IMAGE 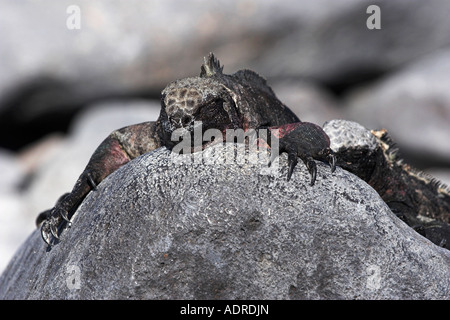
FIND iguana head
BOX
[158,53,241,149]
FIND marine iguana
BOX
[37,53,449,249]
[37,53,336,246]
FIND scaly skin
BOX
[37,53,336,246]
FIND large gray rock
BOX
[1,144,449,299]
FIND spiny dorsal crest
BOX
[200,53,223,77]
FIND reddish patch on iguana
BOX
[269,123,302,139]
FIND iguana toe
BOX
[40,221,52,246]
[328,152,336,173]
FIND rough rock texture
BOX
[1,144,449,299]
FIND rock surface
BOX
[1,144,449,299]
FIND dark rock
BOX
[1,144,449,299]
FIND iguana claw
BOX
[286,148,298,182]
[304,157,317,186]
[329,153,336,173]
[50,223,59,239]
[41,221,52,246]
[59,209,71,224]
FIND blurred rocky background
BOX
[1,0,449,273]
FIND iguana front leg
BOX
[37,121,162,246]
[267,122,336,185]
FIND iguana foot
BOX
[38,170,96,246]
[41,214,62,246]
[268,122,336,185]
[40,195,71,246]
